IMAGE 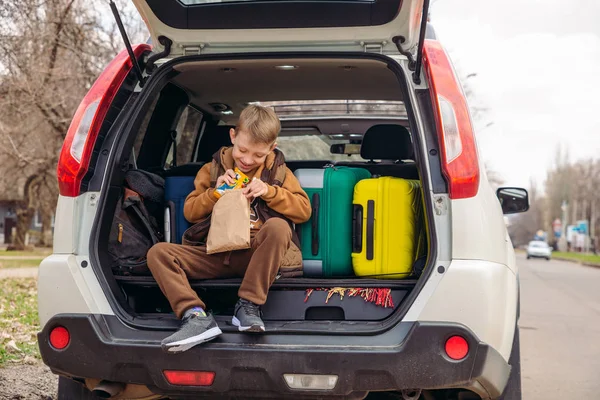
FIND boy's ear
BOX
[229,128,236,144]
[270,142,277,151]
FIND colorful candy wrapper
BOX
[214,167,250,199]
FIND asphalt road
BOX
[518,252,600,399]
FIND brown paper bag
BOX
[206,190,251,254]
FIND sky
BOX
[430,0,600,190]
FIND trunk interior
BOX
[94,54,433,331]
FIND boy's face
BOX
[229,128,276,173]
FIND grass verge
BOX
[0,278,40,366]
[0,259,43,269]
[552,252,600,265]
[0,249,52,258]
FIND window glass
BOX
[276,136,363,162]
[164,107,203,168]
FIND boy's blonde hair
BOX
[235,105,280,144]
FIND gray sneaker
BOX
[161,312,222,353]
[232,298,265,332]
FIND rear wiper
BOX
[109,0,145,87]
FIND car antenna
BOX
[109,0,145,87]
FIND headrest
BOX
[195,125,233,162]
[360,124,413,161]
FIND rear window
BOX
[180,0,376,3]
[261,100,409,161]
[529,242,547,248]
[179,0,377,6]
[277,136,363,162]
[257,100,408,119]
[147,0,401,30]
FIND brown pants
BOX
[146,218,292,319]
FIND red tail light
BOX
[49,326,70,350]
[163,370,215,386]
[445,335,469,360]
[423,39,480,199]
[57,44,151,197]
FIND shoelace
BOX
[241,300,261,318]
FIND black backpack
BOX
[108,170,165,276]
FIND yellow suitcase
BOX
[351,177,426,279]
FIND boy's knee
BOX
[146,242,172,267]
[262,218,292,240]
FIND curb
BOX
[553,257,600,269]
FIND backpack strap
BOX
[209,158,221,188]
[209,148,287,188]
[261,148,287,187]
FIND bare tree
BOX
[540,145,600,250]
[508,177,546,247]
[0,0,147,249]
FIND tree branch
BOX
[44,0,77,86]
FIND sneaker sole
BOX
[162,326,223,354]
[232,316,266,332]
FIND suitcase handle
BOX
[295,222,302,243]
[366,200,375,261]
[311,193,320,256]
[352,204,363,253]
[166,200,180,243]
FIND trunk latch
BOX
[361,41,386,54]
[182,44,205,56]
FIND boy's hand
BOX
[243,178,269,199]
[215,169,237,187]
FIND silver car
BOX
[527,241,552,260]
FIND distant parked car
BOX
[527,241,552,260]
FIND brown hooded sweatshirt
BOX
[183,147,311,268]
[184,147,311,225]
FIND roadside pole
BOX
[558,200,568,252]
[591,202,596,254]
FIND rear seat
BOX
[195,125,234,163]
[335,124,419,179]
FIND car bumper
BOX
[38,314,511,399]
[527,252,551,258]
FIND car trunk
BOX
[90,52,437,333]
[132,0,428,56]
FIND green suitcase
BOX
[294,166,371,277]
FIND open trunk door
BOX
[133,0,429,59]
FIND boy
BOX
[147,105,311,353]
